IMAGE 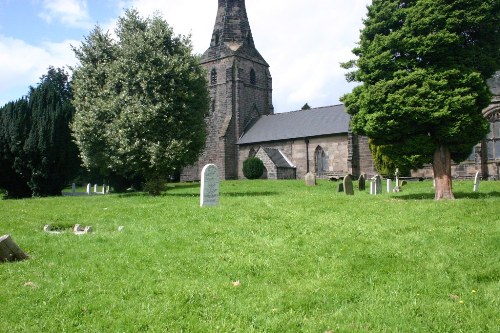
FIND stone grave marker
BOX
[94,184,98,193]
[343,175,354,195]
[71,183,76,195]
[200,164,220,207]
[473,171,480,192]
[387,179,392,193]
[358,175,366,191]
[305,172,316,186]
[337,183,344,192]
[102,184,107,194]
[376,175,382,194]
[86,183,91,195]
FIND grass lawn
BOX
[0,179,499,332]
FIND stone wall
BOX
[239,134,352,179]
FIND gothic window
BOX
[486,119,500,160]
[314,146,328,173]
[249,148,256,158]
[250,68,256,85]
[210,68,217,85]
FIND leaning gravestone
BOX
[200,164,220,207]
[358,175,366,191]
[473,171,480,192]
[337,183,344,192]
[305,172,316,186]
[343,175,354,195]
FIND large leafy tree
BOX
[71,10,210,192]
[341,0,500,199]
[0,67,79,198]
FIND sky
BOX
[0,0,371,113]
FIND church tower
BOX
[182,0,273,180]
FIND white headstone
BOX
[71,183,76,194]
[200,164,220,207]
[86,183,91,195]
[473,172,480,192]
[370,181,375,195]
[94,184,98,193]
[387,179,392,193]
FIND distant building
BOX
[182,0,499,181]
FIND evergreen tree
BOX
[0,67,79,198]
[341,0,500,199]
[71,10,210,193]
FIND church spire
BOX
[202,0,267,64]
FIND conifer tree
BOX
[342,0,500,199]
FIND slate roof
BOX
[238,105,350,145]
[263,148,295,168]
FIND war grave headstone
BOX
[305,172,316,186]
[200,164,220,207]
[358,174,366,191]
[473,171,480,192]
[343,175,354,195]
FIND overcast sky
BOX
[0,0,370,112]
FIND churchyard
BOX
[1,179,499,332]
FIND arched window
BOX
[315,146,328,173]
[210,68,217,85]
[250,69,256,85]
[249,147,256,158]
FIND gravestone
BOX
[337,183,344,192]
[370,175,382,195]
[200,164,220,207]
[86,183,91,195]
[393,168,401,192]
[376,175,382,194]
[343,175,354,195]
[358,175,366,191]
[102,184,107,194]
[473,171,480,192]
[387,179,392,193]
[71,183,76,195]
[94,184,98,193]
[305,172,316,186]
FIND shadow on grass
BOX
[395,191,500,201]
[165,191,279,198]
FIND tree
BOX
[71,10,210,193]
[243,157,265,179]
[0,67,80,198]
[341,0,500,199]
[301,103,311,110]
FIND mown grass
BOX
[0,180,499,332]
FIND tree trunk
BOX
[432,145,455,200]
[0,235,29,262]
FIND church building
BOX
[182,0,500,181]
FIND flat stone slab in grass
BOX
[200,164,220,207]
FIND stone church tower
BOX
[182,0,273,180]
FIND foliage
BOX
[71,9,210,192]
[301,103,311,110]
[369,139,411,177]
[0,67,80,198]
[0,180,499,331]
[243,157,265,179]
[341,0,500,190]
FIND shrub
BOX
[243,157,264,179]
